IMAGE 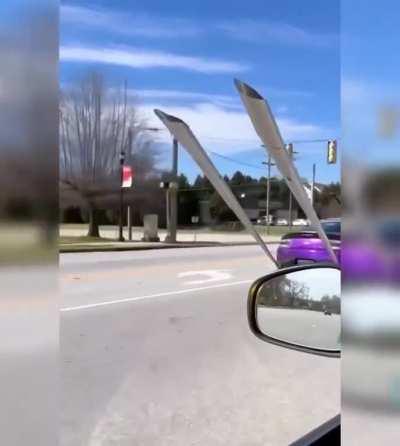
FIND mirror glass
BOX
[256,268,341,351]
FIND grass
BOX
[59,235,119,252]
[59,235,121,253]
[59,224,302,243]
[59,235,114,245]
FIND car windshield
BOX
[53,4,341,445]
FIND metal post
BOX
[266,155,271,235]
[311,163,316,207]
[262,153,275,235]
[118,151,125,241]
[286,143,298,228]
[165,137,178,243]
[165,189,170,234]
[127,205,132,241]
[127,128,133,242]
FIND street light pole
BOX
[165,137,178,243]
[311,163,316,207]
[286,144,299,228]
[266,158,271,234]
[118,150,125,241]
[127,128,133,241]
[262,155,275,234]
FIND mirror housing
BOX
[248,264,341,358]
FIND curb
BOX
[59,240,281,254]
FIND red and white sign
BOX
[122,165,133,188]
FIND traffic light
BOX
[327,140,337,164]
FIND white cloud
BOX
[61,4,337,50]
[218,20,338,49]
[61,5,201,38]
[139,102,331,154]
[60,46,249,74]
[132,89,241,109]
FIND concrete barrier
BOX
[141,214,160,242]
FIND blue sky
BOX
[60,0,340,184]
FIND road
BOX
[61,245,340,446]
[257,307,340,350]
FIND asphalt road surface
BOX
[61,245,340,446]
[257,307,340,350]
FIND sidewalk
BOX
[59,225,283,253]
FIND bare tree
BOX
[60,72,159,237]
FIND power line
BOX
[199,135,339,145]
[288,138,340,144]
[153,133,338,146]
[200,135,262,144]
[208,151,265,171]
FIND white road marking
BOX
[61,279,253,312]
[178,269,233,285]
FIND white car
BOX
[292,218,309,226]
[256,216,274,225]
[276,218,288,226]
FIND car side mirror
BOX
[248,264,341,357]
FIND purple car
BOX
[277,216,400,285]
[276,218,341,267]
[342,219,400,284]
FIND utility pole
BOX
[286,143,298,227]
[262,154,275,234]
[127,128,133,241]
[165,137,178,243]
[118,150,125,241]
[311,163,316,207]
[127,206,132,241]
